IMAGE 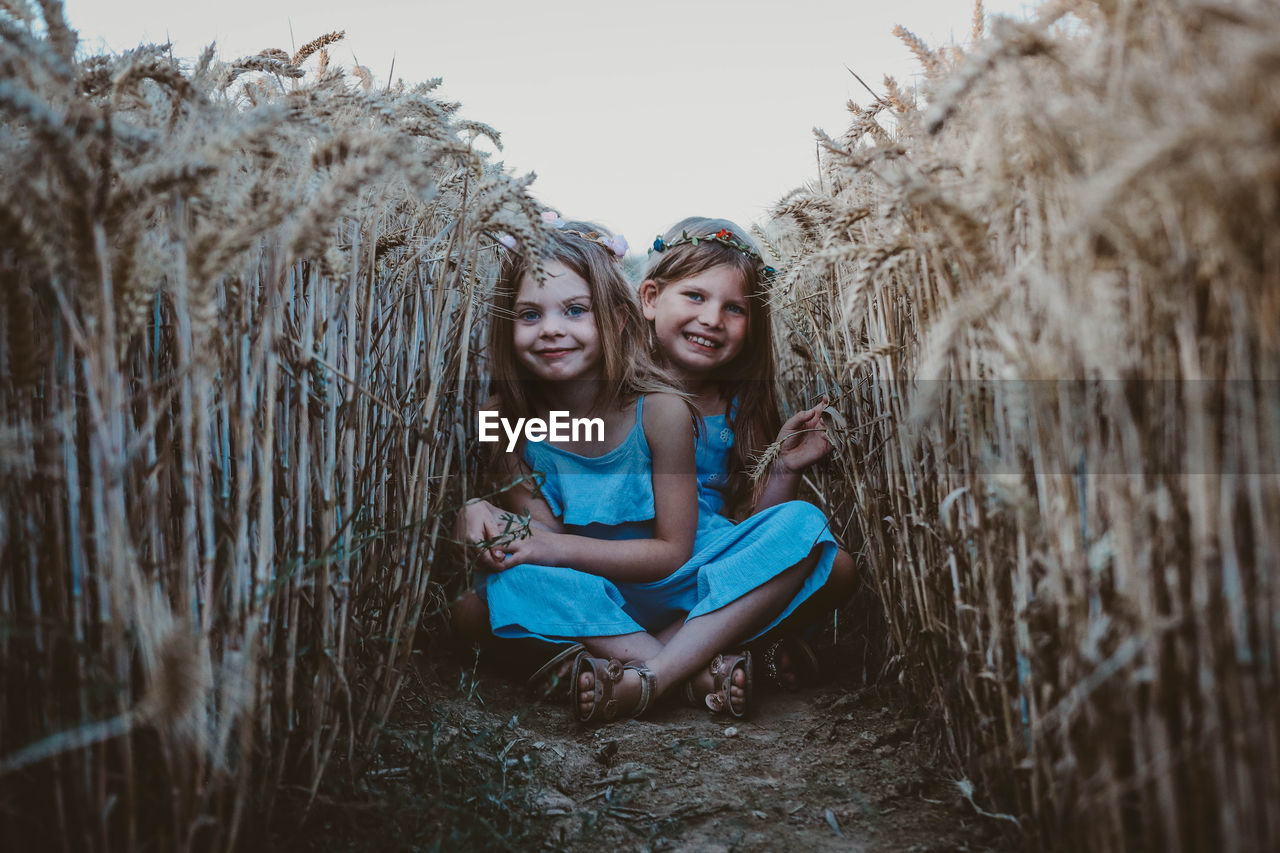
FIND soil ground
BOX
[284,631,1018,852]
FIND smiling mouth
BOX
[535,348,576,358]
[684,333,722,349]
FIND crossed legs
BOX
[449,544,858,718]
[574,552,818,718]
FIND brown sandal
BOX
[571,653,655,724]
[526,642,585,703]
[683,651,752,718]
[761,637,820,691]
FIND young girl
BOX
[460,216,836,723]
[459,216,697,645]
[638,216,858,691]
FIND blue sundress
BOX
[480,397,837,641]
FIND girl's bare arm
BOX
[493,393,698,581]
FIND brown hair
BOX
[642,216,782,516]
[489,218,675,429]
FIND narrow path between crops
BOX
[461,681,1003,851]
[287,633,1015,852]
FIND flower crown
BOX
[648,228,776,276]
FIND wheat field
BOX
[764,0,1279,848]
[0,3,542,846]
[1,0,1277,850]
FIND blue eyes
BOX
[683,291,746,316]
[517,304,589,322]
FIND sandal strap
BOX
[763,640,783,688]
[622,663,656,718]
[597,658,627,721]
[573,653,623,723]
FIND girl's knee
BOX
[827,548,857,600]
[450,590,491,642]
[778,498,826,524]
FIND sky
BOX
[62,0,1033,256]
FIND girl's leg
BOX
[648,556,811,694]
[656,619,683,644]
[579,614,683,660]
[774,546,857,629]
[581,631,665,664]
[576,553,816,716]
[751,546,858,687]
[572,621,684,717]
[450,589,491,642]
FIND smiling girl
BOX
[639,216,858,693]
[461,217,695,590]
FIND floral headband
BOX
[648,228,777,276]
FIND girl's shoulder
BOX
[640,392,695,442]
[640,391,690,418]
[480,394,500,412]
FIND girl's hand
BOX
[489,525,559,570]
[458,499,530,572]
[774,399,834,475]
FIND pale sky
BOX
[63,0,1032,256]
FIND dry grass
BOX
[765,0,1279,848]
[0,4,541,849]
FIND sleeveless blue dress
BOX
[479,398,837,641]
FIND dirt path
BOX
[281,630,1014,851]
[380,646,1016,852]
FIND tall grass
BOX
[0,4,540,848]
[765,0,1279,848]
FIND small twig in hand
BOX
[471,509,531,564]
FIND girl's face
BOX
[640,264,749,380]
[512,260,602,382]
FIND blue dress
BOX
[682,411,836,629]
[480,398,837,641]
